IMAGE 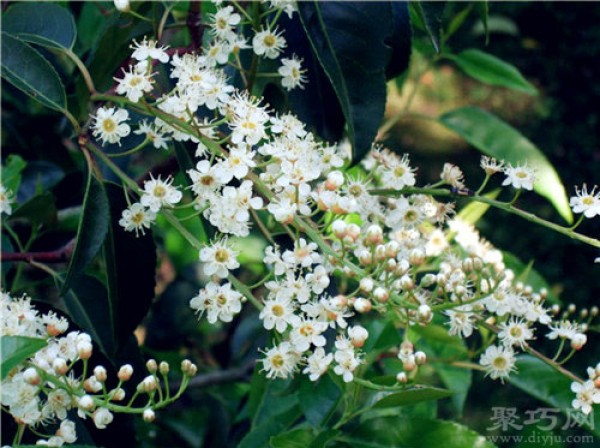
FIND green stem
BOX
[106,138,150,158]
[63,48,96,95]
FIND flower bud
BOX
[417,304,432,323]
[373,287,389,303]
[568,303,576,314]
[58,420,77,444]
[146,359,158,373]
[365,225,383,246]
[591,306,599,317]
[331,220,347,239]
[111,387,126,402]
[139,375,158,393]
[396,372,408,383]
[359,277,374,293]
[385,241,400,258]
[353,298,372,314]
[420,274,436,288]
[403,355,416,371]
[357,249,372,266]
[400,276,414,291]
[77,342,93,360]
[571,333,587,350]
[159,361,170,376]
[187,363,198,376]
[325,171,344,190]
[52,358,68,376]
[78,395,95,411]
[330,295,348,309]
[46,320,68,337]
[409,249,425,266]
[23,367,40,385]
[93,408,114,429]
[114,0,131,13]
[118,364,134,381]
[346,224,361,242]
[181,359,192,374]
[84,376,102,393]
[93,366,107,383]
[143,408,156,423]
[348,325,369,348]
[414,351,427,365]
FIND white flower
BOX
[502,163,535,190]
[546,320,581,341]
[91,107,131,146]
[118,202,156,236]
[303,348,333,381]
[0,184,14,215]
[498,318,534,349]
[187,160,224,199]
[479,345,517,382]
[210,6,241,39]
[265,0,297,18]
[189,281,242,324]
[333,338,361,382]
[480,156,504,175]
[381,154,416,189]
[58,419,77,443]
[115,64,154,102]
[289,318,327,352]
[134,120,170,150]
[259,296,298,333]
[279,55,307,91]
[130,37,169,63]
[305,265,330,294]
[93,408,114,429]
[440,163,465,188]
[348,325,369,348]
[261,342,300,379]
[571,380,600,415]
[199,239,240,278]
[140,175,182,212]
[570,184,600,218]
[282,238,322,268]
[252,27,286,59]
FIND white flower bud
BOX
[111,387,126,401]
[84,376,103,393]
[181,359,192,374]
[359,277,374,293]
[353,298,372,314]
[93,408,114,429]
[58,419,77,443]
[420,274,436,287]
[187,363,198,376]
[385,258,397,272]
[114,0,130,13]
[414,351,427,365]
[365,225,383,246]
[118,364,133,381]
[397,259,410,276]
[78,395,95,411]
[357,249,372,266]
[571,333,587,350]
[348,325,369,348]
[159,361,170,375]
[409,249,425,266]
[325,171,344,190]
[403,354,416,371]
[591,306,599,317]
[23,367,40,385]
[568,303,576,314]
[373,287,389,303]
[400,275,414,291]
[139,375,158,393]
[77,342,93,359]
[93,366,107,383]
[143,408,156,423]
[346,224,361,242]
[396,372,408,383]
[146,359,158,373]
[331,220,347,239]
[375,245,387,261]
[385,241,400,258]
[417,304,432,323]
[330,295,348,309]
[52,358,68,376]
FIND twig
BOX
[186,1,204,51]
[170,359,255,391]
[1,239,75,264]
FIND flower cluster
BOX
[1,292,197,446]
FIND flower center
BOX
[264,35,276,47]
[271,354,284,368]
[493,356,507,370]
[132,212,145,225]
[272,304,284,317]
[215,248,229,263]
[153,185,167,198]
[102,119,116,133]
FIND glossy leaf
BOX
[510,355,600,437]
[239,404,302,448]
[270,428,315,448]
[1,154,26,194]
[61,274,116,358]
[475,2,490,44]
[1,336,47,380]
[445,49,537,95]
[3,2,76,50]
[439,107,572,223]
[298,2,409,162]
[104,182,157,348]
[1,32,67,112]
[299,374,342,427]
[62,174,110,293]
[371,386,453,409]
[349,417,496,448]
[12,192,57,226]
[410,2,446,53]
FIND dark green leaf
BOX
[371,386,453,409]
[3,2,76,50]
[1,336,47,379]
[439,107,572,223]
[270,428,315,448]
[103,182,157,348]
[475,2,490,44]
[61,274,116,358]
[299,374,342,428]
[62,174,110,292]
[76,2,108,53]
[12,192,57,226]
[510,355,600,437]
[349,417,496,448]
[1,154,26,194]
[254,381,299,427]
[298,2,408,162]
[1,33,67,112]
[239,404,302,448]
[310,429,339,448]
[17,161,65,204]
[363,319,402,354]
[445,49,537,95]
[410,2,446,53]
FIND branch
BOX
[170,359,255,392]
[1,239,75,264]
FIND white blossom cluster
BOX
[1,292,197,446]
[84,0,600,418]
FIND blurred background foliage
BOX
[1,2,599,447]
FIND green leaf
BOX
[1,33,67,112]
[371,386,453,409]
[62,174,110,293]
[298,2,408,162]
[12,192,57,226]
[1,154,27,194]
[439,107,573,223]
[104,183,157,348]
[299,374,342,427]
[410,2,446,53]
[348,417,496,448]
[270,428,315,448]
[445,49,537,95]
[502,252,560,304]
[362,319,402,355]
[239,404,302,448]
[3,2,76,50]
[1,336,47,379]
[61,274,116,358]
[510,355,600,437]
[474,2,490,44]
[457,189,500,225]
